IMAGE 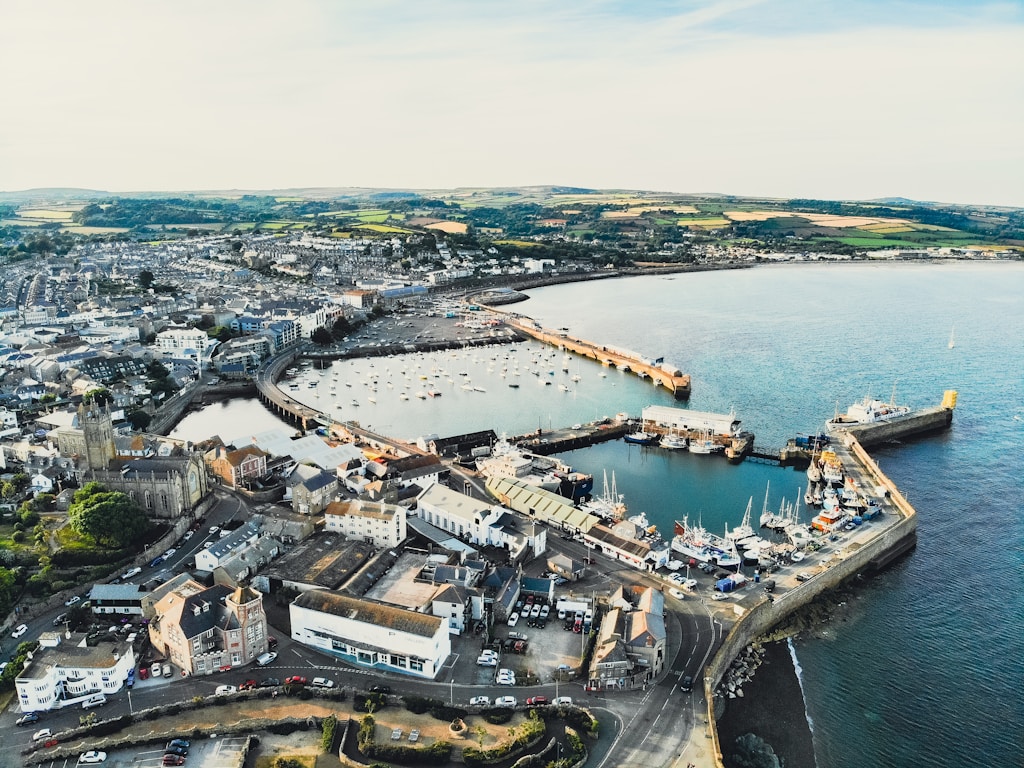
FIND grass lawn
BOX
[355,224,415,234]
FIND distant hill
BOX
[0,187,109,202]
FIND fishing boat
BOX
[671,518,741,569]
[427,390,442,397]
[948,325,955,349]
[624,430,658,446]
[688,430,721,454]
[660,433,688,450]
[508,383,520,389]
[580,470,628,520]
[476,434,594,502]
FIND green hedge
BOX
[428,704,467,722]
[321,715,337,752]
[462,710,546,767]
[402,695,442,714]
[480,708,514,725]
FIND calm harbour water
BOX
[173,261,1024,767]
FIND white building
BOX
[15,632,135,712]
[155,327,218,363]
[323,499,407,549]
[640,405,741,437]
[290,590,450,679]
[194,522,261,571]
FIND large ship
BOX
[826,392,911,432]
[671,518,742,569]
[476,434,593,502]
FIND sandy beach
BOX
[715,640,817,768]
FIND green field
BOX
[355,223,414,234]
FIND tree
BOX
[331,316,353,340]
[310,327,333,346]
[83,388,112,406]
[68,482,149,547]
[139,269,154,290]
[126,409,152,431]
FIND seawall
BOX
[837,405,953,448]
[704,432,919,766]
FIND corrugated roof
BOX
[293,590,442,638]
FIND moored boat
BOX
[671,518,741,569]
[624,430,658,446]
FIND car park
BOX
[65,595,82,606]
[78,751,107,763]
[469,696,490,706]
[495,696,517,707]
[16,712,40,726]
[214,684,237,695]
[11,623,28,638]
[256,651,278,666]
[311,677,335,688]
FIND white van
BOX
[82,693,107,709]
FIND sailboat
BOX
[948,325,955,349]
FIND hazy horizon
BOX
[2,1,1021,207]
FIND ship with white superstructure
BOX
[671,518,741,569]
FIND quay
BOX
[497,313,692,399]
[702,429,921,767]
[832,401,955,448]
[511,420,631,455]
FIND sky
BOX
[1,0,1022,206]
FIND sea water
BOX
[173,261,1024,767]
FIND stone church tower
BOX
[79,403,115,471]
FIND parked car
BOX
[162,757,186,767]
[162,663,173,677]
[208,526,220,535]
[164,745,188,757]
[138,666,150,680]
[469,696,490,706]
[148,556,164,567]
[268,635,278,648]
[78,751,107,763]
[214,685,237,696]
[15,712,40,726]
[52,612,69,627]
[64,595,81,607]
[82,693,107,709]
[369,684,390,694]
[669,588,686,600]
[285,676,308,686]
[162,548,177,559]
[150,663,162,678]
[258,678,281,688]
[553,696,573,706]
[507,612,520,627]
[539,605,550,619]
[32,728,53,742]
[526,696,549,706]
[311,677,335,688]
[167,739,190,749]
[238,679,257,691]
[121,567,142,580]
[477,655,498,666]
[11,624,28,638]
[256,651,277,666]
[711,592,728,601]
[495,696,517,707]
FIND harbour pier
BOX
[498,314,692,399]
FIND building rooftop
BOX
[293,590,443,638]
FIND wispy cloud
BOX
[0,0,1020,204]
